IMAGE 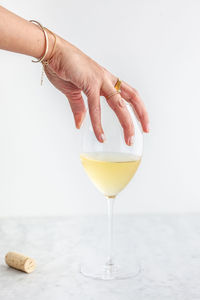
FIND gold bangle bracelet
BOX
[43,27,57,63]
[29,20,49,63]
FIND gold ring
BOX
[114,78,122,92]
[107,91,120,100]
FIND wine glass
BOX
[80,97,143,280]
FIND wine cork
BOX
[5,252,36,273]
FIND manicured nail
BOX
[129,136,134,146]
[100,133,106,142]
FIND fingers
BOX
[68,86,104,143]
[44,67,87,130]
[87,90,105,143]
[66,91,86,129]
[120,81,149,133]
[103,82,134,146]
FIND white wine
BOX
[80,152,141,197]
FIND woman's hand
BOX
[44,35,149,146]
[0,5,149,145]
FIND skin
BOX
[0,5,149,146]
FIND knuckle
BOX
[113,96,126,111]
[95,64,107,80]
[68,93,82,102]
[102,69,116,85]
[87,84,99,95]
[90,70,104,87]
[86,79,100,95]
[102,72,111,83]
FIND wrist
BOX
[46,35,66,73]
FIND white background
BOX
[0,0,200,216]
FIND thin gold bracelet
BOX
[40,28,57,85]
[29,20,49,63]
[29,20,57,85]
[43,27,57,63]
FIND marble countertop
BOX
[0,214,200,300]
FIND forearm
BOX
[0,5,53,59]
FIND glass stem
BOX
[106,196,115,266]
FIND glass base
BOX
[80,259,141,280]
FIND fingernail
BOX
[75,114,84,129]
[100,133,106,142]
[129,136,134,146]
[76,122,81,129]
[75,118,81,129]
[146,123,150,132]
